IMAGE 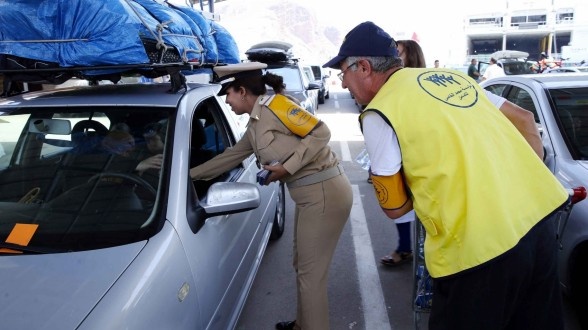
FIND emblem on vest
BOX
[418,70,478,108]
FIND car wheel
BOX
[318,91,325,104]
[325,90,329,99]
[269,182,285,240]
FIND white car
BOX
[481,73,588,328]
[544,66,588,74]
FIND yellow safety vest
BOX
[362,68,568,277]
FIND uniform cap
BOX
[213,62,268,95]
[323,21,397,69]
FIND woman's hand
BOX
[263,162,288,185]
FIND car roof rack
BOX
[0,60,226,96]
[0,0,238,97]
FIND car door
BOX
[174,95,274,329]
[484,81,557,171]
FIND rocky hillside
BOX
[214,0,343,64]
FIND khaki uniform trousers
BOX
[288,173,353,330]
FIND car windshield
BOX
[0,107,172,253]
[266,67,304,90]
[549,87,588,160]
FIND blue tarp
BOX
[0,0,239,72]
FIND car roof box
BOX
[245,41,294,62]
[491,50,529,60]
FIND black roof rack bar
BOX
[0,62,212,74]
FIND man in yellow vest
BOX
[324,21,569,330]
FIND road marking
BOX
[350,185,392,330]
[339,141,351,162]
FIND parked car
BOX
[479,50,535,76]
[309,64,330,104]
[480,73,588,325]
[544,66,588,74]
[301,65,320,110]
[245,41,320,114]
[0,81,285,330]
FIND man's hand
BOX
[136,154,163,173]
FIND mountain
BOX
[214,0,343,64]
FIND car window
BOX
[191,97,244,198]
[484,84,507,98]
[502,61,534,75]
[310,65,322,80]
[302,66,314,82]
[504,86,540,122]
[0,106,172,252]
[266,67,303,90]
[549,87,588,159]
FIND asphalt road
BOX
[236,85,582,330]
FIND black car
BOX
[245,41,320,114]
[309,65,330,104]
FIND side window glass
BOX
[193,98,230,159]
[484,84,506,97]
[191,97,241,198]
[505,86,539,123]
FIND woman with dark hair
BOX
[190,62,353,330]
[396,39,426,69]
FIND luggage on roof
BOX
[0,0,240,88]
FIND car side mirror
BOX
[308,82,320,90]
[200,182,261,217]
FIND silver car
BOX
[480,73,588,324]
[0,82,285,329]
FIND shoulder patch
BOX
[266,94,320,137]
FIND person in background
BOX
[325,21,568,330]
[433,59,440,68]
[480,57,505,81]
[100,123,135,157]
[467,58,480,81]
[190,62,353,330]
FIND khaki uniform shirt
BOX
[190,95,338,183]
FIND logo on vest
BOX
[418,71,478,108]
[287,106,312,126]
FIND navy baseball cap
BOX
[323,21,397,69]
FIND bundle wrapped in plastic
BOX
[0,0,240,80]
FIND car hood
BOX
[0,241,146,329]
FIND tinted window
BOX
[549,87,588,159]
[504,86,539,122]
[266,67,303,90]
[0,106,172,252]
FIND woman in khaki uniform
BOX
[190,62,353,330]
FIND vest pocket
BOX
[419,216,438,236]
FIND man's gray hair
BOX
[345,56,402,73]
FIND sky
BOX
[209,0,482,66]
[168,0,587,66]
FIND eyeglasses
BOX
[337,62,358,81]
